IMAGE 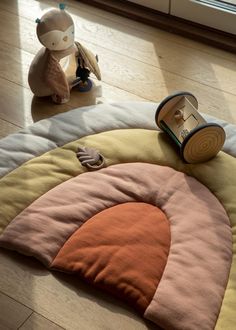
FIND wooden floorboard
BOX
[19,312,65,330]
[0,4,235,125]
[0,4,236,94]
[0,291,32,329]
[0,119,21,138]
[0,0,235,63]
[0,0,236,329]
[78,0,236,53]
[0,250,156,330]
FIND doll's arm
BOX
[75,41,101,81]
[45,53,70,101]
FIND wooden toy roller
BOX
[155,91,226,164]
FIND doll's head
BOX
[35,3,74,51]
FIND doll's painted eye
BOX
[72,31,74,34]
[52,42,55,46]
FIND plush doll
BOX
[28,3,101,104]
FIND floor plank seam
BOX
[32,312,66,330]
[0,53,154,105]
[0,75,31,93]
[0,39,37,56]
[5,65,236,102]
[17,311,34,330]
[0,288,33,314]
[0,118,23,129]
[89,77,154,101]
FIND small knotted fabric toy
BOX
[76,147,105,170]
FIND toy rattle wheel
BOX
[155,91,198,129]
[181,123,225,164]
[77,79,93,92]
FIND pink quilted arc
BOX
[0,163,232,330]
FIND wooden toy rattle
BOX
[155,91,226,163]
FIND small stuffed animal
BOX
[28,3,101,104]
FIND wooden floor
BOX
[0,0,236,329]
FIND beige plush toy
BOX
[28,3,101,104]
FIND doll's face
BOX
[39,24,74,51]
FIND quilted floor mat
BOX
[0,102,236,330]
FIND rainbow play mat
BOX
[0,102,236,330]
